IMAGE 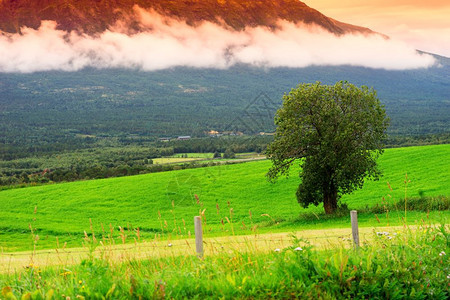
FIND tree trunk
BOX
[323,190,338,214]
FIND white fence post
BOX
[350,210,359,249]
[194,216,203,258]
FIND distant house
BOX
[206,131,244,137]
[222,131,243,136]
[177,136,191,140]
[159,137,171,142]
[208,130,219,137]
[259,132,275,136]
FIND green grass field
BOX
[0,144,449,252]
[144,152,261,164]
[170,153,214,158]
[152,157,201,164]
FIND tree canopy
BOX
[266,81,389,214]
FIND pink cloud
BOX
[0,7,436,73]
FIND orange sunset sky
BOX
[307,0,450,57]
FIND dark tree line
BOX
[0,136,270,188]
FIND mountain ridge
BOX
[0,0,375,35]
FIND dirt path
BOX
[0,225,406,273]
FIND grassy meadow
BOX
[0,144,449,252]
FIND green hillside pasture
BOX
[0,144,449,252]
[152,157,200,164]
[170,153,214,158]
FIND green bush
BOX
[368,195,449,214]
[401,195,450,212]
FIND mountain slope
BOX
[0,54,448,155]
[0,0,375,35]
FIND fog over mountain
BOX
[0,0,436,72]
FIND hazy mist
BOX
[0,7,436,73]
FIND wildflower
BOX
[377,232,391,237]
[387,236,392,240]
[168,243,173,247]
[274,248,281,252]
[439,251,446,256]
[294,247,303,251]
[447,274,450,279]
[79,280,82,284]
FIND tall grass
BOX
[1,224,448,299]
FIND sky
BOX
[306,0,450,57]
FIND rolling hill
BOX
[0,144,449,251]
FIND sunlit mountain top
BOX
[0,0,375,35]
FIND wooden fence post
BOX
[194,216,203,258]
[350,210,359,249]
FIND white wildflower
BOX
[294,247,303,251]
[168,243,173,247]
[274,248,281,252]
[439,251,446,256]
[376,232,390,237]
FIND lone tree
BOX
[266,81,389,214]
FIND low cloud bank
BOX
[0,7,436,73]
